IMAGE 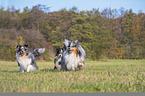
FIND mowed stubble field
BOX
[0,59,145,92]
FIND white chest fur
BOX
[18,56,32,70]
[64,52,80,70]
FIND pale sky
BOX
[0,0,145,13]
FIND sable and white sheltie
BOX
[16,44,45,72]
[54,47,64,70]
[61,39,86,71]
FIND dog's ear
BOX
[56,48,60,53]
[65,39,68,41]
[16,45,21,49]
[63,44,67,50]
[63,39,69,47]
[16,45,21,51]
[74,40,79,45]
[24,44,28,48]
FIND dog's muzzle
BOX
[19,51,27,56]
[67,47,73,53]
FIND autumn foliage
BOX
[0,5,145,61]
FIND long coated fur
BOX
[16,44,45,72]
[61,39,86,71]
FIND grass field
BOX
[0,59,145,92]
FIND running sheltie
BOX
[54,47,64,70]
[61,39,86,71]
[16,44,45,72]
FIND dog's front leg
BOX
[61,64,65,71]
[61,63,67,71]
[19,66,24,73]
[72,64,75,71]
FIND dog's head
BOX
[16,44,30,56]
[55,48,64,56]
[64,39,79,54]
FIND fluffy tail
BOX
[31,48,45,57]
[78,45,86,63]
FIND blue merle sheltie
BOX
[53,47,65,70]
[61,39,86,71]
[16,44,45,72]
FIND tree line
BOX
[0,5,145,61]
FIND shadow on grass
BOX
[0,70,19,73]
[0,68,84,73]
[0,68,62,73]
[40,68,61,72]
[40,68,84,73]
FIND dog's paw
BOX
[77,62,85,70]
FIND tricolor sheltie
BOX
[16,44,45,72]
[54,47,64,70]
[61,39,86,71]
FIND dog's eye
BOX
[72,45,76,47]
[25,48,28,51]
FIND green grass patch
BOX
[0,59,145,92]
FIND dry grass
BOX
[0,59,145,92]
